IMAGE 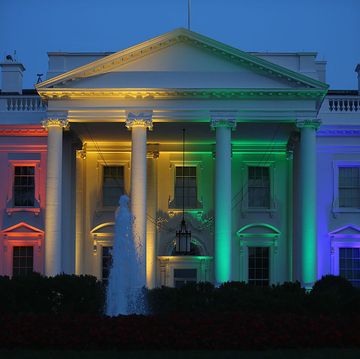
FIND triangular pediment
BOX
[329,225,360,236]
[2,222,44,234]
[237,223,280,238]
[36,28,328,96]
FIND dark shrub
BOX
[147,281,306,314]
[147,282,215,315]
[269,281,306,313]
[308,275,360,313]
[0,273,105,315]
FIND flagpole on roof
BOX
[188,0,191,30]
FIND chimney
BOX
[0,54,25,94]
[356,64,360,95]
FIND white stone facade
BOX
[0,28,359,289]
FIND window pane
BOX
[13,246,33,276]
[103,166,124,206]
[339,247,360,288]
[248,167,270,208]
[248,247,269,287]
[102,246,113,284]
[13,166,35,207]
[339,167,360,208]
[174,268,197,288]
[174,166,197,208]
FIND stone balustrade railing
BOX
[327,96,360,112]
[0,96,47,112]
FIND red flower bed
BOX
[0,312,359,350]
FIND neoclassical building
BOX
[0,28,359,289]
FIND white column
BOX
[42,116,69,276]
[296,119,320,289]
[126,111,153,288]
[146,148,158,289]
[211,113,236,284]
[75,145,86,275]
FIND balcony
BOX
[328,97,360,112]
[0,95,47,112]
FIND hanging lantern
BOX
[176,219,191,254]
[175,129,191,255]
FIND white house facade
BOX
[0,28,359,289]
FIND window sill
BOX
[6,207,40,216]
[332,207,360,213]
[242,207,276,213]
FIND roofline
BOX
[250,51,318,56]
[47,52,115,56]
[48,51,320,57]
[36,28,329,91]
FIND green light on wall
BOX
[302,212,317,286]
[215,210,231,283]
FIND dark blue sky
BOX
[1,0,359,89]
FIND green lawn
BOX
[1,349,360,359]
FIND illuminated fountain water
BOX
[106,195,146,316]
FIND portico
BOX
[35,28,328,287]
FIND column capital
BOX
[41,112,69,130]
[125,111,153,130]
[76,143,87,160]
[296,119,321,130]
[147,143,159,159]
[210,112,237,130]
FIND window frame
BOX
[174,166,198,209]
[7,160,41,214]
[173,268,198,288]
[247,166,271,209]
[330,227,360,279]
[96,160,130,211]
[168,160,203,212]
[247,246,270,287]
[157,255,213,287]
[101,245,113,284]
[12,245,34,277]
[102,165,125,208]
[240,161,276,214]
[333,161,360,213]
[237,224,280,285]
[338,247,360,288]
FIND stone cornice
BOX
[37,88,326,100]
[0,126,47,137]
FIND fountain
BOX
[106,195,146,316]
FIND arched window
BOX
[237,223,280,285]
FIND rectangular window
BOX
[13,166,35,207]
[174,268,197,288]
[103,166,124,207]
[339,248,360,288]
[248,247,269,286]
[102,246,113,284]
[248,167,270,208]
[174,166,197,208]
[339,167,360,208]
[13,246,33,276]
